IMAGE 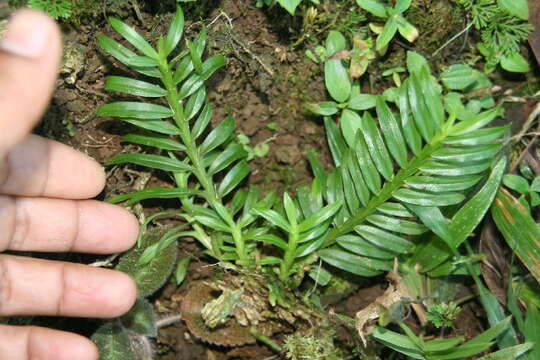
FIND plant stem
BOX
[157,55,249,264]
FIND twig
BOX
[432,22,473,57]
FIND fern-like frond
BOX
[310,52,506,276]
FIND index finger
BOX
[0,9,61,153]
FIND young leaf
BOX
[277,0,302,14]
[165,6,185,55]
[108,17,158,59]
[376,18,398,51]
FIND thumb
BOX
[0,9,62,153]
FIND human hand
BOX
[0,10,139,360]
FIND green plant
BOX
[356,0,418,52]
[457,0,531,73]
[502,174,540,207]
[255,0,320,15]
[372,318,529,360]
[426,302,461,328]
[27,0,72,20]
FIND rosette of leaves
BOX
[96,6,271,271]
[355,0,418,52]
[305,49,508,278]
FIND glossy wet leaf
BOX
[105,76,166,97]
[106,153,191,172]
[108,17,158,59]
[121,134,185,151]
[97,102,173,119]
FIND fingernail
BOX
[0,10,52,58]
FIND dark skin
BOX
[0,10,139,359]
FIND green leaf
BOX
[97,102,173,119]
[218,160,250,197]
[299,202,342,233]
[121,134,185,151]
[178,73,203,99]
[376,18,398,51]
[255,234,288,251]
[165,6,185,55]
[355,0,387,18]
[106,153,191,172]
[201,55,226,81]
[116,229,178,296]
[108,17,158,59]
[97,34,159,68]
[319,248,383,276]
[192,102,212,139]
[355,225,414,253]
[477,343,533,360]
[450,107,502,136]
[360,112,394,180]
[396,16,418,43]
[105,76,166,97]
[208,143,247,175]
[92,322,135,360]
[341,109,362,149]
[108,187,198,205]
[370,327,423,358]
[123,119,179,135]
[325,30,347,56]
[120,298,157,337]
[500,52,530,73]
[304,101,340,116]
[276,0,302,14]
[175,256,191,286]
[252,208,291,232]
[440,64,476,90]
[492,188,540,284]
[395,0,412,12]
[200,115,235,154]
[393,188,465,206]
[337,234,396,259]
[348,93,377,110]
[376,96,408,167]
[531,176,540,192]
[185,87,207,121]
[173,55,194,84]
[325,59,352,103]
[325,117,348,167]
[503,174,530,194]
[498,0,529,20]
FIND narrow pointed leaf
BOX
[124,119,179,135]
[405,175,482,192]
[165,6,185,55]
[337,235,396,259]
[376,18,398,51]
[319,248,383,276]
[355,131,382,194]
[376,96,408,166]
[325,117,348,167]
[106,153,191,172]
[108,17,158,59]
[218,160,250,197]
[200,115,235,154]
[252,208,290,232]
[360,112,394,180]
[393,188,465,206]
[109,187,198,205]
[97,102,173,119]
[444,126,508,146]
[208,144,247,175]
[299,202,341,233]
[105,76,166,97]
[366,214,427,235]
[355,225,414,253]
[121,134,185,151]
[201,55,226,80]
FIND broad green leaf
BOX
[500,52,530,73]
[108,17,158,59]
[120,298,156,337]
[108,187,198,205]
[492,188,540,284]
[325,30,347,56]
[97,102,173,119]
[105,76,166,97]
[498,0,529,20]
[277,0,302,14]
[396,16,418,43]
[124,119,179,135]
[440,64,476,90]
[502,174,530,194]
[92,323,135,360]
[395,0,412,12]
[325,59,352,102]
[304,101,340,116]
[319,248,383,276]
[121,134,185,151]
[341,109,362,149]
[355,0,387,18]
[200,115,235,154]
[106,153,191,172]
[164,6,184,55]
[348,93,377,110]
[116,229,178,296]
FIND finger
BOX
[0,197,139,253]
[0,254,136,317]
[0,325,98,360]
[0,135,105,199]
[0,10,62,153]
